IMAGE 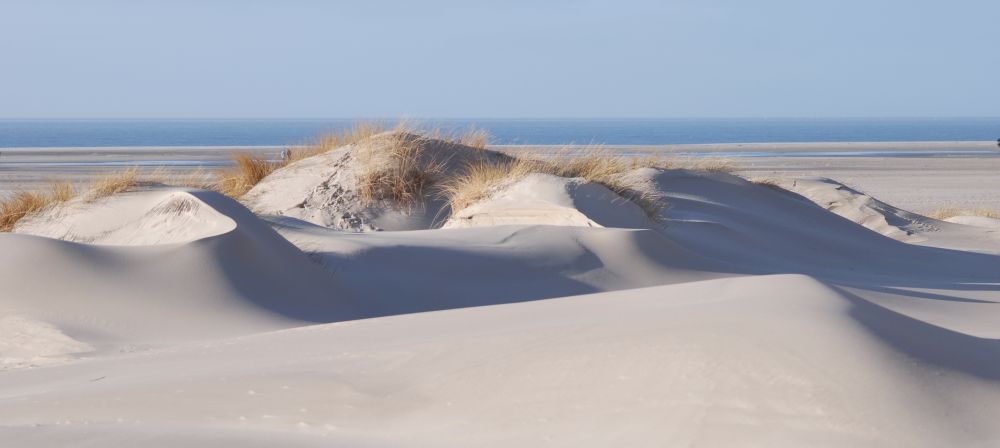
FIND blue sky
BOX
[1,0,997,118]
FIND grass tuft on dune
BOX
[218,121,492,201]
[287,121,397,163]
[87,167,140,201]
[355,132,450,207]
[0,183,76,232]
[439,149,670,220]
[215,153,280,199]
[438,157,541,213]
[927,208,999,220]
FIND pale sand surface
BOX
[4,141,999,212]
[3,138,1000,446]
[0,146,279,193]
[738,156,1000,213]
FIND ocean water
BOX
[1,118,998,148]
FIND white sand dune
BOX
[2,189,357,352]
[770,176,1000,251]
[243,133,508,231]
[443,173,652,229]
[770,176,935,241]
[946,215,1000,229]
[16,189,237,245]
[3,159,1000,446]
[3,276,1000,447]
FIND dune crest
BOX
[443,173,652,229]
[15,189,235,245]
[244,131,509,231]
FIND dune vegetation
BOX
[927,207,1000,220]
[214,153,281,199]
[354,132,450,207]
[439,151,672,219]
[2,168,170,231]
[86,167,140,201]
[0,121,745,232]
[0,183,75,232]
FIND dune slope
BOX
[3,161,1000,447]
[243,132,509,231]
[3,275,1000,447]
[2,189,355,360]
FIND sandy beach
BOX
[3,132,1000,446]
[5,141,1000,212]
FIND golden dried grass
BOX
[215,153,279,198]
[0,182,77,232]
[927,208,1000,220]
[422,127,490,150]
[666,156,736,173]
[86,167,140,201]
[749,177,782,189]
[552,151,666,218]
[168,167,216,190]
[286,121,398,162]
[220,121,492,202]
[439,148,668,220]
[437,157,541,213]
[355,132,451,206]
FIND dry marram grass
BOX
[355,133,451,206]
[927,208,1000,220]
[287,121,490,162]
[87,168,140,201]
[215,153,279,198]
[438,157,540,213]
[423,127,490,150]
[0,182,77,232]
[439,149,669,220]
[222,121,492,201]
[750,177,783,189]
[0,124,740,231]
[670,156,736,173]
[455,128,489,149]
[552,151,667,218]
[286,121,396,162]
[167,167,216,190]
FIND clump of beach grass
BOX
[0,182,77,232]
[437,157,541,213]
[355,132,454,206]
[166,167,217,190]
[455,128,490,149]
[86,167,140,201]
[438,148,669,220]
[286,121,398,163]
[287,121,490,161]
[750,177,783,190]
[927,208,1000,220]
[670,156,736,173]
[215,153,280,199]
[220,121,492,201]
[551,151,667,218]
[422,126,490,150]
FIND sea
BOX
[1,118,999,148]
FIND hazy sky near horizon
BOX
[1,0,998,118]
